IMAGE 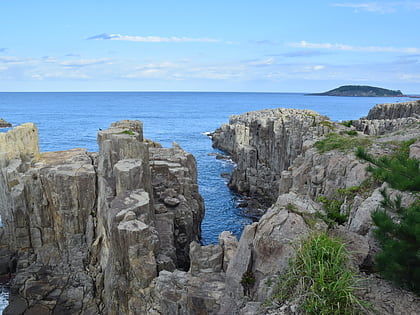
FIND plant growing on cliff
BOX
[270,233,368,314]
[317,195,347,227]
[356,140,419,192]
[314,133,371,153]
[316,184,374,227]
[241,270,255,296]
[356,141,420,294]
[119,129,135,135]
[371,190,420,294]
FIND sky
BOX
[1,0,420,93]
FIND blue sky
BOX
[1,0,420,93]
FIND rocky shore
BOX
[211,100,420,314]
[0,100,419,314]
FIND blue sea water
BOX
[0,92,414,311]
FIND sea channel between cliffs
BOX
[0,99,419,314]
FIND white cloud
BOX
[87,33,220,43]
[60,58,111,67]
[31,71,91,80]
[123,69,168,79]
[0,56,35,65]
[247,58,275,67]
[399,73,420,81]
[289,41,420,54]
[332,2,420,13]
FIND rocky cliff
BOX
[211,101,420,314]
[1,100,419,314]
[352,100,420,136]
[211,108,332,205]
[0,120,205,314]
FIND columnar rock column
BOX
[212,108,331,205]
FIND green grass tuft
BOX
[314,133,371,153]
[270,233,370,314]
[340,120,354,128]
[119,130,135,135]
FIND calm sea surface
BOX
[0,92,413,310]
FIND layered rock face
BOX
[0,120,204,314]
[366,100,420,120]
[211,103,420,314]
[353,100,420,136]
[1,100,419,314]
[211,108,331,205]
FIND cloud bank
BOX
[289,41,420,53]
[87,33,220,43]
[332,1,420,13]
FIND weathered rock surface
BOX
[211,101,420,314]
[352,100,420,136]
[1,99,419,315]
[365,100,420,120]
[0,120,204,314]
[212,108,332,205]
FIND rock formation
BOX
[212,102,420,314]
[352,100,420,136]
[0,118,12,128]
[0,120,205,314]
[1,100,419,314]
[211,108,332,205]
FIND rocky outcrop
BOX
[212,108,332,205]
[0,118,11,128]
[0,120,204,314]
[366,100,420,120]
[1,100,419,314]
[353,100,420,136]
[210,102,420,314]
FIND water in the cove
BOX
[0,92,413,310]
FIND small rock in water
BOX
[0,119,11,128]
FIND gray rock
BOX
[0,118,11,128]
[218,231,238,272]
[0,120,205,314]
[212,108,331,204]
[189,241,223,276]
[365,100,420,120]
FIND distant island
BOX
[309,85,403,97]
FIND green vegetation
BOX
[320,120,334,130]
[314,133,371,153]
[241,270,256,296]
[356,140,420,294]
[316,183,375,228]
[317,196,347,227]
[356,139,419,192]
[119,130,135,135]
[286,203,297,211]
[371,189,420,294]
[346,130,358,136]
[271,233,369,314]
[311,85,403,97]
[340,120,354,128]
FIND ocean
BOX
[0,92,414,311]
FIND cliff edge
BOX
[0,120,206,314]
[211,101,420,314]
